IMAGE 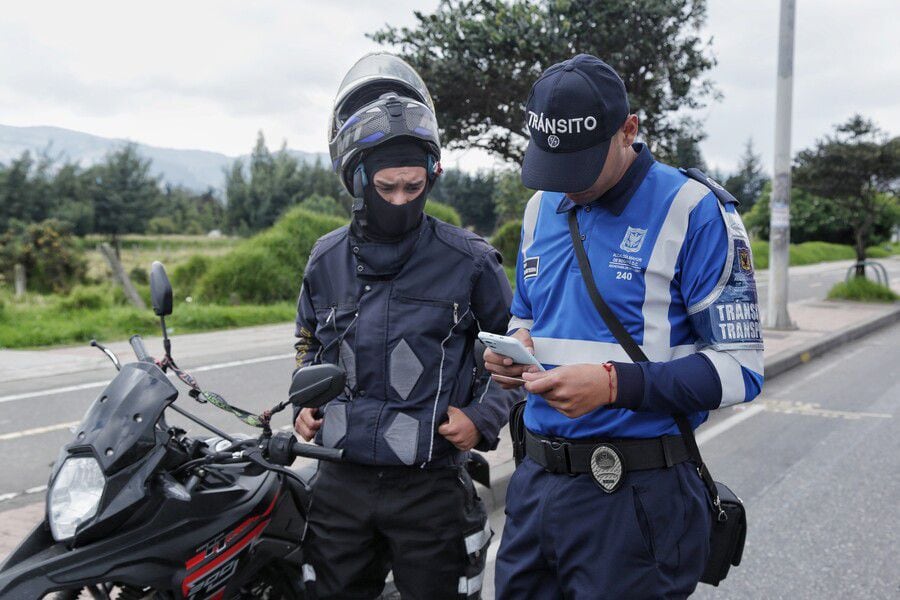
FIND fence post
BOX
[99,243,147,310]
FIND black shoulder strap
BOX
[566,210,722,510]
[679,167,739,207]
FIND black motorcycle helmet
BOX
[328,53,441,201]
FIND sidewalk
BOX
[2,296,898,561]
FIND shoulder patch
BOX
[679,167,739,206]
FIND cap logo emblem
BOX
[547,135,560,148]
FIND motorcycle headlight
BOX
[48,456,105,541]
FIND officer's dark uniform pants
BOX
[495,457,711,599]
[305,461,489,600]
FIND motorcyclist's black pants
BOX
[304,460,490,600]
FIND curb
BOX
[480,303,900,510]
[764,303,900,380]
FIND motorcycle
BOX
[0,262,347,599]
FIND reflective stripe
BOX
[508,316,534,331]
[532,336,695,366]
[641,179,709,361]
[302,563,316,582]
[700,348,746,407]
[520,191,543,255]
[458,571,485,595]
[464,521,492,555]
[688,201,736,316]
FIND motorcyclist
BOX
[292,53,519,600]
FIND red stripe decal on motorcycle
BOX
[182,517,271,597]
[184,492,280,572]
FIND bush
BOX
[171,255,212,297]
[58,285,108,311]
[827,277,899,302]
[0,219,86,294]
[425,201,462,226]
[299,194,348,218]
[491,220,522,266]
[147,216,179,235]
[196,207,346,304]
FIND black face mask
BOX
[362,185,427,240]
[353,139,433,242]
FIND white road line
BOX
[0,352,294,405]
[0,421,80,441]
[696,404,767,447]
[24,485,46,495]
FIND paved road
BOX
[3,257,896,508]
[755,256,900,308]
[479,321,900,599]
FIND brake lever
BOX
[241,445,311,492]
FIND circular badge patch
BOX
[590,444,625,493]
[547,134,560,148]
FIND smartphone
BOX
[477,332,545,371]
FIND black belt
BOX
[525,429,691,475]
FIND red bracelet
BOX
[602,362,615,403]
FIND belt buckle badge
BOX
[590,444,625,493]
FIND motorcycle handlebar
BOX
[129,335,152,362]
[291,439,343,463]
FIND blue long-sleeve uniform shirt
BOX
[510,144,764,439]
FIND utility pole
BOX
[766,0,796,329]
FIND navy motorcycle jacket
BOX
[294,215,520,468]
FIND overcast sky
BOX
[1,0,898,174]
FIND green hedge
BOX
[491,219,522,266]
[195,207,346,304]
[425,200,462,226]
[195,202,461,304]
[827,277,898,302]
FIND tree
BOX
[658,133,707,172]
[792,116,899,276]
[492,169,531,224]
[86,144,162,252]
[371,0,717,163]
[224,134,350,234]
[724,138,768,213]
[429,169,497,234]
[0,151,54,231]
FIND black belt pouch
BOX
[508,401,527,467]
[701,481,747,586]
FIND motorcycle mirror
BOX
[150,261,173,317]
[289,364,346,409]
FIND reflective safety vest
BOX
[510,156,764,439]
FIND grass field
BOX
[0,286,293,349]
[79,234,240,282]
[827,277,899,302]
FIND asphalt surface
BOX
[0,257,897,597]
[479,321,900,599]
[3,256,895,508]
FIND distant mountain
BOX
[0,124,329,192]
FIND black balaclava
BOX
[355,139,431,242]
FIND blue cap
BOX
[521,54,630,193]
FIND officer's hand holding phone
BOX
[522,364,618,419]
[483,329,541,389]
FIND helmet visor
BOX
[333,53,434,124]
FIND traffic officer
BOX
[293,53,519,600]
[486,54,764,598]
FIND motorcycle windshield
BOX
[68,362,178,474]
